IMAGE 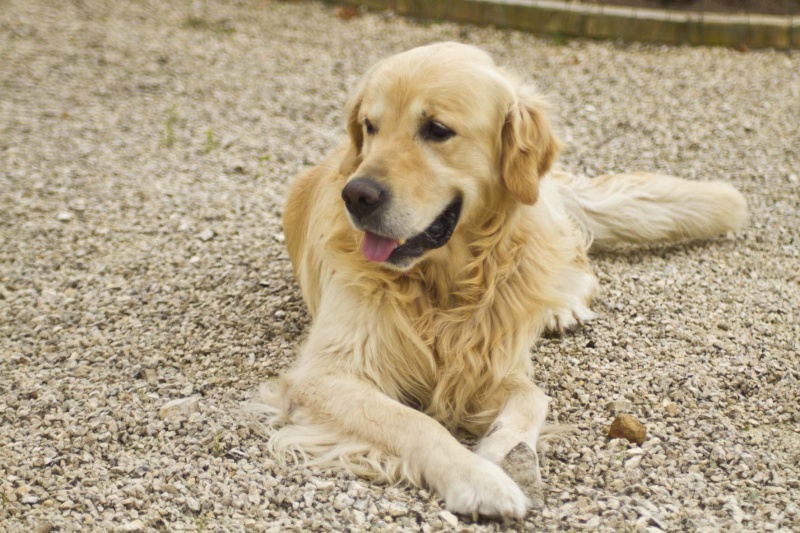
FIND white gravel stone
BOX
[159,395,201,420]
[117,520,145,533]
[352,509,367,525]
[440,510,459,527]
[386,501,409,516]
[334,493,354,510]
[197,229,216,242]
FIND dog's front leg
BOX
[285,366,530,518]
[474,378,550,508]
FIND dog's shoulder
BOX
[283,142,354,316]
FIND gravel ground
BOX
[1,1,798,531]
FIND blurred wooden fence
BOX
[325,0,798,49]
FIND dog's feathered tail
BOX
[554,172,748,249]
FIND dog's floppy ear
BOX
[501,88,562,205]
[340,70,375,175]
[345,92,364,154]
[339,90,364,175]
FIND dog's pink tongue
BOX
[362,232,399,262]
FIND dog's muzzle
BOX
[342,182,462,266]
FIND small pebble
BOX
[609,414,647,445]
[387,502,408,516]
[117,520,145,533]
[197,229,215,241]
[159,396,201,420]
[606,400,633,413]
[439,510,458,527]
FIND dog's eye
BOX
[420,120,456,142]
[364,118,377,136]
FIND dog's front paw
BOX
[439,454,528,518]
[544,303,596,335]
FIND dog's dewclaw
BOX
[501,442,545,511]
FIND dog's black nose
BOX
[341,178,387,219]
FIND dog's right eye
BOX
[364,118,376,136]
[420,120,456,142]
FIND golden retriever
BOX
[251,42,747,518]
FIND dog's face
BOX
[341,43,561,270]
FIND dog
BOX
[252,42,747,518]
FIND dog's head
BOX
[341,42,561,270]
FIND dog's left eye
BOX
[420,120,456,142]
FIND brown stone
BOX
[608,414,647,445]
[665,402,680,416]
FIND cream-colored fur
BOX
[248,42,748,518]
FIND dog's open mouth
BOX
[361,198,462,264]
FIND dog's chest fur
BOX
[335,214,566,433]
[301,177,588,434]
